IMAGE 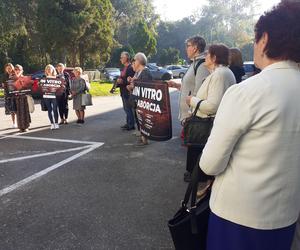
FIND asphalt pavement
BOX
[0,89,187,250]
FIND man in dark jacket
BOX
[117,51,135,130]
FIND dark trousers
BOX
[44,98,58,124]
[121,95,135,129]
[56,93,69,120]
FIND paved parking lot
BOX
[0,92,186,249]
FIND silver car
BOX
[165,65,188,78]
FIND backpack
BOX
[194,58,205,76]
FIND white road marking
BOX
[0,143,103,197]
[4,135,100,145]
[0,145,91,164]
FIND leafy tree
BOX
[156,47,180,66]
[128,21,157,57]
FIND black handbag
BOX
[183,100,214,147]
[168,166,211,250]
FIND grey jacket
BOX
[178,53,210,121]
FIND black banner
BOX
[6,76,33,96]
[39,78,65,98]
[132,80,172,141]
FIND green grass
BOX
[89,81,120,96]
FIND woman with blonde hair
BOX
[43,64,59,129]
[71,67,87,123]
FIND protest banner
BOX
[6,76,33,96]
[39,77,65,98]
[132,80,172,141]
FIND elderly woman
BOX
[199,2,300,250]
[2,63,17,128]
[14,64,31,132]
[127,52,153,146]
[43,64,59,130]
[185,44,236,182]
[229,47,245,83]
[71,67,87,124]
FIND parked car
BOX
[242,61,261,81]
[165,65,187,78]
[146,64,173,80]
[102,68,121,82]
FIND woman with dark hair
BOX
[229,47,245,83]
[199,2,300,250]
[185,44,236,182]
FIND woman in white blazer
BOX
[185,44,236,182]
[199,2,300,250]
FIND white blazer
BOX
[200,61,300,229]
[190,65,236,117]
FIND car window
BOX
[243,64,255,73]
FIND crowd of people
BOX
[1,63,89,132]
[1,1,300,249]
[116,2,300,249]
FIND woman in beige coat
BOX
[185,44,236,182]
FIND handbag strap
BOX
[192,100,203,117]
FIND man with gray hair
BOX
[168,36,210,182]
[117,51,135,130]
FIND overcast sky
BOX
[153,0,282,21]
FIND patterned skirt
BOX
[15,95,31,130]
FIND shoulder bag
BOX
[168,164,211,250]
[81,81,93,106]
[183,100,214,147]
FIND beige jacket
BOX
[200,61,300,229]
[190,65,236,117]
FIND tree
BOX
[156,47,180,66]
[36,0,114,67]
[128,21,157,57]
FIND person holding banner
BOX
[56,63,70,125]
[117,52,135,131]
[2,63,17,128]
[127,52,153,146]
[42,64,60,130]
[71,67,87,124]
[13,64,31,132]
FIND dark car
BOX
[242,61,261,81]
[146,64,173,80]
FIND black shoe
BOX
[184,172,192,183]
[121,124,128,129]
[76,119,81,123]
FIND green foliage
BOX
[128,21,157,57]
[107,45,135,67]
[156,47,180,66]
